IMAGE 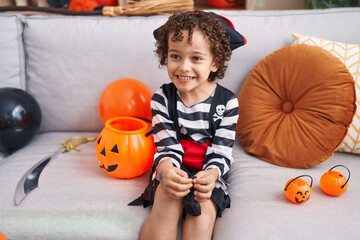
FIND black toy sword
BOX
[14,136,96,206]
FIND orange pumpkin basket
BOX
[320,165,350,196]
[284,175,313,204]
[95,117,155,179]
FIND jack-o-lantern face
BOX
[295,190,310,203]
[95,117,155,179]
[100,164,118,172]
[284,175,313,204]
[98,139,118,172]
[320,165,350,196]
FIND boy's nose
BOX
[179,59,191,72]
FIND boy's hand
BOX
[157,159,193,200]
[193,168,219,203]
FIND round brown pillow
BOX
[237,44,356,168]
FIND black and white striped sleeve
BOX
[151,87,183,168]
[203,95,239,178]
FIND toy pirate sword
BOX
[14,136,96,206]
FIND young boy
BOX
[140,11,246,239]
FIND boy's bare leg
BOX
[140,184,183,240]
[182,199,217,240]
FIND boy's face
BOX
[166,29,218,99]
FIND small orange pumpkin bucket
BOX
[320,165,350,196]
[95,116,155,179]
[284,175,313,204]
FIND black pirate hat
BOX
[153,10,247,51]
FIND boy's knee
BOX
[151,184,184,219]
[189,212,214,229]
[182,213,215,240]
[182,200,217,239]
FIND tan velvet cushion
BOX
[237,44,356,168]
[292,33,360,154]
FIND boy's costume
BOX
[130,83,239,217]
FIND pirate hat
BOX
[153,10,246,51]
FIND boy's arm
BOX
[151,87,184,169]
[203,96,239,179]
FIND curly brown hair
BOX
[154,11,232,81]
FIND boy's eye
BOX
[192,56,202,61]
[170,54,180,59]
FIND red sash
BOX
[180,139,211,171]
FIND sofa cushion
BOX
[24,15,169,132]
[0,15,25,89]
[236,44,356,168]
[292,33,360,154]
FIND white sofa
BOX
[1,7,360,240]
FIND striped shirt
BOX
[151,83,239,192]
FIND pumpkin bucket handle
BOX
[284,175,313,191]
[328,165,350,189]
[134,117,153,137]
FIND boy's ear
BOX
[211,60,219,73]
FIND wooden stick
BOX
[103,0,194,17]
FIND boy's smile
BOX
[177,75,195,83]
[167,28,218,106]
